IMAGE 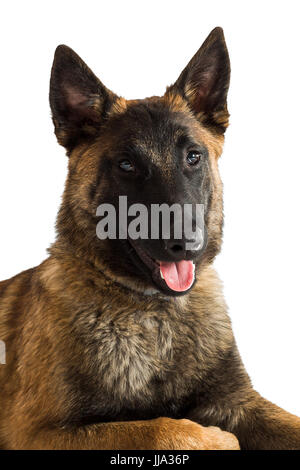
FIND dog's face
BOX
[50,27,230,296]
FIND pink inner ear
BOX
[62,83,100,122]
[64,85,88,108]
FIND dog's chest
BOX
[82,305,203,410]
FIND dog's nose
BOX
[164,233,203,260]
[164,239,186,259]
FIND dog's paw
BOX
[152,418,240,450]
[201,425,240,450]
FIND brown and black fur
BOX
[0,27,300,450]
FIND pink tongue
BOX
[159,260,195,292]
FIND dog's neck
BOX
[48,238,192,308]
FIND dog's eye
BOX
[119,159,135,172]
[186,151,202,166]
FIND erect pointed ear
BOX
[50,45,118,152]
[167,27,230,134]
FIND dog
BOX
[0,27,299,450]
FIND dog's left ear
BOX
[50,45,118,153]
[167,27,230,133]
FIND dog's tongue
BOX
[159,260,195,292]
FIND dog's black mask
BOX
[50,27,230,296]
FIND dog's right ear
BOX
[50,45,117,153]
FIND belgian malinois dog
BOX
[0,27,299,450]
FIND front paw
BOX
[152,418,240,450]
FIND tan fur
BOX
[1,29,300,451]
[0,255,239,449]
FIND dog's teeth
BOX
[160,269,164,280]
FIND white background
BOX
[1,1,299,416]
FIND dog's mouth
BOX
[127,239,196,295]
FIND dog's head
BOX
[49,27,230,297]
